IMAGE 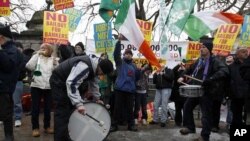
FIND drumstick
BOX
[179,81,189,85]
[85,113,105,127]
[184,75,203,83]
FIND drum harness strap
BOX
[192,58,210,81]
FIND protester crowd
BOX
[0,23,250,141]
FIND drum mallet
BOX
[85,113,105,127]
[184,75,203,83]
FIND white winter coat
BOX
[26,54,58,89]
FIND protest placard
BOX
[64,8,83,32]
[186,42,201,60]
[53,0,74,11]
[213,24,241,56]
[0,0,10,16]
[93,22,113,53]
[136,19,153,44]
[43,11,69,45]
[239,15,250,47]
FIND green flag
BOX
[166,0,196,37]
[99,0,120,23]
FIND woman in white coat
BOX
[26,43,58,137]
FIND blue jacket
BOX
[113,41,139,93]
[0,41,23,94]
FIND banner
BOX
[64,8,83,32]
[186,42,201,60]
[93,22,113,53]
[121,41,189,69]
[239,15,250,47]
[43,11,69,45]
[166,42,189,68]
[136,19,153,43]
[213,24,241,56]
[86,39,192,69]
[0,0,10,16]
[53,0,74,11]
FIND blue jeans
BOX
[13,81,23,120]
[153,88,172,123]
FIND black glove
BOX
[202,78,213,87]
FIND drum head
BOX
[68,102,111,141]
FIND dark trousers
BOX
[31,87,52,130]
[113,90,135,127]
[134,93,148,120]
[174,98,186,126]
[0,93,14,139]
[50,74,74,141]
[183,94,212,141]
[212,99,222,128]
[231,98,245,126]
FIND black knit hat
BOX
[75,42,85,51]
[201,41,213,53]
[99,59,114,74]
[0,23,13,39]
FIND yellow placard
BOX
[136,19,153,44]
[0,0,10,16]
[213,24,241,56]
[53,0,74,11]
[43,11,69,45]
[186,41,201,60]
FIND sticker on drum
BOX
[68,102,111,141]
[179,85,204,97]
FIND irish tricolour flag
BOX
[115,0,161,69]
[184,11,243,40]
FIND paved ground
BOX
[0,112,229,141]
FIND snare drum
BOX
[68,102,111,141]
[179,85,204,97]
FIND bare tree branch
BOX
[222,0,237,12]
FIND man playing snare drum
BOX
[177,40,229,141]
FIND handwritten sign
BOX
[43,11,69,45]
[0,0,10,16]
[64,8,83,32]
[93,22,113,53]
[136,19,153,44]
[213,24,241,56]
[239,15,250,47]
[53,0,74,11]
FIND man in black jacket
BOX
[178,41,229,141]
[0,24,23,141]
[240,55,250,125]
[230,48,249,126]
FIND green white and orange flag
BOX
[115,0,161,69]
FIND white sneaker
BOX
[142,119,147,125]
[134,119,138,125]
[15,120,22,127]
